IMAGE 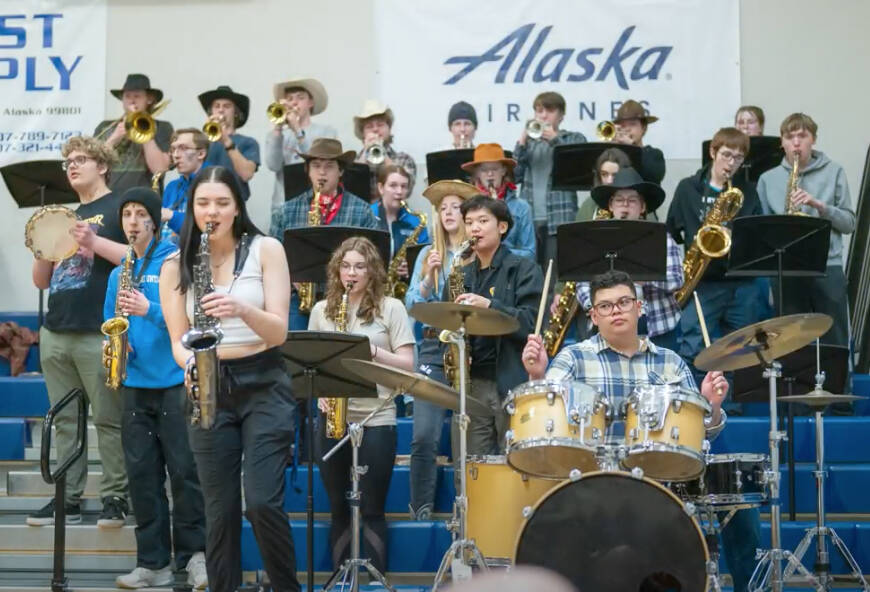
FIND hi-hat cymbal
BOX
[341,359,492,417]
[694,313,833,372]
[778,389,864,407]
[409,302,520,336]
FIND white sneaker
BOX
[115,565,173,589]
[186,551,208,590]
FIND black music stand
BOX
[702,136,784,184]
[283,162,372,202]
[424,149,514,184]
[281,331,376,592]
[283,226,391,284]
[551,142,643,191]
[1,160,77,334]
[555,220,667,281]
[726,215,831,315]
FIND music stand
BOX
[702,136,784,184]
[726,215,831,315]
[555,220,667,281]
[424,149,514,185]
[551,142,643,191]
[280,331,377,592]
[1,160,77,334]
[283,226,391,284]
[283,162,372,202]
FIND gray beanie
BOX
[448,101,477,128]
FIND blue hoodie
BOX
[103,238,183,389]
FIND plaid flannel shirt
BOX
[269,187,380,239]
[356,143,418,199]
[514,129,587,234]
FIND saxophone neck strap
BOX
[131,237,160,290]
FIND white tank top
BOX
[186,235,266,347]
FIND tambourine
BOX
[24,205,79,262]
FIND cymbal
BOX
[694,313,833,372]
[778,389,864,407]
[341,359,492,417]
[409,302,519,336]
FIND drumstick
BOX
[534,259,553,336]
[694,292,723,396]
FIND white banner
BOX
[0,0,106,167]
[374,0,740,163]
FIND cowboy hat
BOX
[272,77,328,115]
[197,85,251,128]
[296,138,356,164]
[590,167,665,211]
[614,99,659,125]
[422,179,480,207]
[460,143,517,172]
[110,73,163,103]
[353,99,394,140]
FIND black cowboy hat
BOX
[591,167,665,211]
[110,73,163,103]
[197,85,250,128]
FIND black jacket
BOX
[666,164,761,281]
[640,145,666,185]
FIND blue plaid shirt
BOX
[269,186,380,238]
[577,233,684,337]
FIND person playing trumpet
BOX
[94,74,172,196]
[264,77,337,209]
[611,99,666,184]
[161,128,209,243]
[447,101,477,149]
[353,99,417,202]
[197,85,260,202]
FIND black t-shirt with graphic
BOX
[93,119,173,196]
[45,192,126,332]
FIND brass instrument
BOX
[364,141,386,165]
[458,133,471,149]
[96,100,171,145]
[181,222,223,429]
[101,238,135,389]
[388,201,428,300]
[324,282,353,439]
[297,181,324,313]
[150,164,175,193]
[441,238,476,391]
[526,119,549,140]
[203,116,223,143]
[267,102,287,126]
[596,120,616,142]
[674,177,744,307]
[487,180,497,199]
[786,151,808,216]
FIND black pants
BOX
[774,265,849,347]
[121,384,205,570]
[188,348,300,592]
[316,420,397,575]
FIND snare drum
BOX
[622,385,711,481]
[673,453,769,508]
[505,380,607,479]
[24,205,78,262]
[465,456,555,565]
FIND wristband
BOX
[224,141,236,151]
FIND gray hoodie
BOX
[757,150,855,267]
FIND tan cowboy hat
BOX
[353,99,394,139]
[422,180,480,207]
[296,138,356,164]
[614,99,659,125]
[460,143,517,172]
[272,77,328,115]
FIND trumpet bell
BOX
[267,102,286,126]
[366,143,386,165]
[597,121,616,142]
[526,120,544,140]
[124,112,156,144]
[203,120,222,142]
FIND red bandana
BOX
[477,181,517,200]
[318,186,344,224]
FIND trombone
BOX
[596,120,616,142]
[202,116,224,142]
[96,100,171,145]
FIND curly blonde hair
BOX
[325,237,387,324]
[62,136,119,177]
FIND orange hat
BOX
[460,143,517,173]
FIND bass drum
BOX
[514,471,709,592]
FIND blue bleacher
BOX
[0,418,27,460]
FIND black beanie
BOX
[448,101,477,128]
[118,187,162,234]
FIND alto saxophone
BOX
[543,208,611,356]
[324,282,353,439]
[387,201,427,300]
[441,238,476,392]
[182,222,223,429]
[487,180,497,199]
[297,181,324,313]
[101,237,135,389]
[674,176,744,307]
[786,151,808,216]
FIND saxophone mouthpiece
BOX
[204,222,215,234]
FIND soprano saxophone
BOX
[324,282,352,439]
[101,237,135,389]
[297,181,323,313]
[387,201,427,300]
[182,222,223,429]
[786,151,808,216]
[441,237,476,392]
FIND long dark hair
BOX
[176,166,263,293]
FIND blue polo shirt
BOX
[371,202,430,256]
[206,133,260,201]
[160,163,211,242]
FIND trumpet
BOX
[364,141,386,165]
[526,119,549,140]
[458,133,471,149]
[202,116,224,143]
[267,102,298,127]
[597,120,616,142]
[96,100,171,144]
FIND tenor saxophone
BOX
[441,238,476,392]
[101,238,135,389]
[324,282,352,439]
[387,201,427,300]
[181,222,223,429]
[297,181,324,313]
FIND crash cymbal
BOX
[694,313,833,372]
[778,389,864,407]
[409,302,520,336]
[341,359,492,417]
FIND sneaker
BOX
[26,499,82,526]
[97,495,128,529]
[115,565,173,589]
[186,551,208,590]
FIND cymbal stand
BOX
[432,317,487,591]
[749,358,823,592]
[696,503,724,592]
[783,341,869,590]
[321,391,400,592]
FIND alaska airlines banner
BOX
[374,0,740,162]
[0,0,106,167]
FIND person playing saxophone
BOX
[103,188,208,589]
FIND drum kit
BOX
[341,305,868,592]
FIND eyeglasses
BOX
[717,150,745,165]
[340,262,368,273]
[592,296,637,316]
[611,196,642,207]
[61,156,94,171]
[170,146,198,154]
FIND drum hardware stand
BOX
[321,391,399,592]
[749,358,823,592]
[697,504,724,592]
[432,320,488,591]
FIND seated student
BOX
[461,144,535,259]
[576,147,633,221]
[447,101,477,149]
[735,105,765,137]
[160,128,209,243]
[612,99,666,184]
